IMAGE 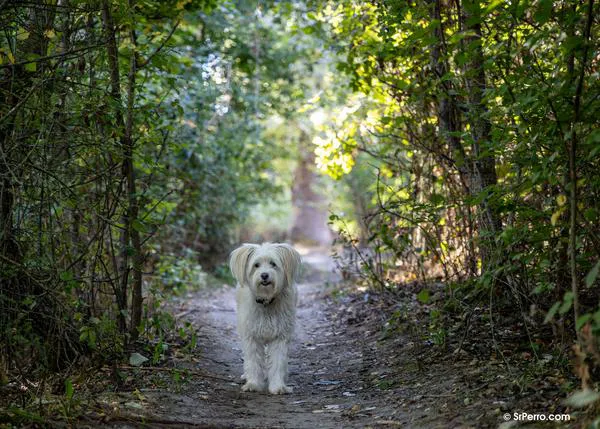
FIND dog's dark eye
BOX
[270,261,277,268]
[254,263,260,268]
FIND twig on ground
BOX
[117,365,236,383]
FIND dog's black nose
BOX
[260,273,269,281]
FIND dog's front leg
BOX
[267,340,292,394]
[241,338,266,392]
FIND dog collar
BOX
[255,297,275,306]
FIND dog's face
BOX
[230,243,301,305]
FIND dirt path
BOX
[95,248,567,428]
[98,248,420,428]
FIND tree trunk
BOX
[126,12,143,341]
[101,0,131,336]
[427,0,477,274]
[0,62,18,262]
[290,132,332,246]
[567,0,595,339]
[461,0,503,272]
[428,0,469,191]
[101,0,144,340]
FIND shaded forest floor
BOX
[2,248,583,428]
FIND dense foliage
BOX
[310,0,600,341]
[0,0,314,378]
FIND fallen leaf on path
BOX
[314,379,341,385]
[564,389,600,408]
[312,404,343,413]
[133,389,145,401]
[376,420,403,426]
[129,353,149,367]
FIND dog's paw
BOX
[268,384,292,395]
[241,381,264,392]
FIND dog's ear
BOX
[274,243,302,287]
[229,244,258,286]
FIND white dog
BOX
[229,242,302,394]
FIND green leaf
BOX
[88,330,96,348]
[584,208,598,221]
[16,30,29,41]
[64,378,74,401]
[132,219,149,233]
[417,289,430,304]
[577,314,592,331]
[534,0,553,23]
[585,261,600,288]
[544,301,561,323]
[563,35,583,53]
[551,207,565,226]
[302,26,315,35]
[60,271,73,281]
[429,193,445,206]
[24,61,36,72]
[484,0,504,13]
[558,292,574,315]
[564,389,600,408]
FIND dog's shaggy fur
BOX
[229,242,302,394]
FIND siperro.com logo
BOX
[503,412,571,422]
